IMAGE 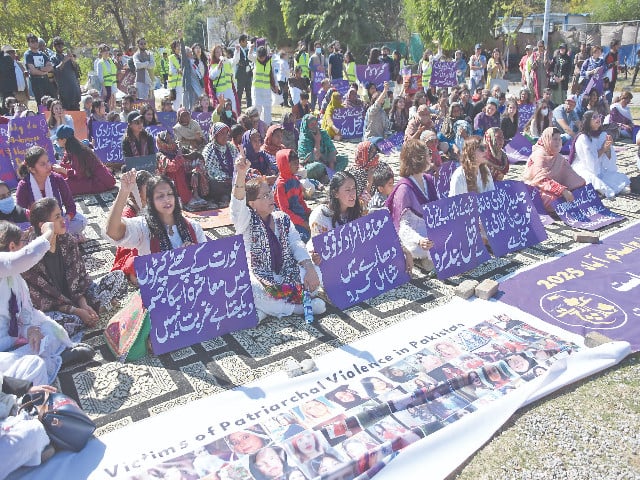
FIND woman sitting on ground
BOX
[483,127,509,181]
[173,108,206,153]
[242,128,277,181]
[111,170,152,285]
[122,111,156,158]
[56,125,116,195]
[0,220,95,381]
[86,100,107,144]
[473,97,500,135]
[0,180,28,223]
[260,125,285,175]
[203,122,238,206]
[273,149,311,242]
[22,198,128,336]
[308,171,363,239]
[156,130,209,209]
[321,91,344,140]
[46,100,74,139]
[385,139,436,270]
[16,146,87,239]
[500,98,519,142]
[389,96,409,133]
[569,110,630,198]
[106,171,207,256]
[346,141,385,203]
[298,114,348,182]
[523,127,585,211]
[140,104,159,127]
[606,91,634,139]
[523,99,552,140]
[449,136,495,196]
[231,153,325,322]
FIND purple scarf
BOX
[385,175,438,230]
[261,214,284,274]
[8,291,18,337]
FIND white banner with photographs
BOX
[16,299,629,480]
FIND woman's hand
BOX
[419,238,434,250]
[27,326,43,353]
[234,150,250,176]
[52,164,67,175]
[310,251,321,266]
[562,189,575,203]
[402,246,414,274]
[77,307,99,328]
[303,266,320,292]
[120,169,137,196]
[28,384,57,395]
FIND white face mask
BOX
[315,48,322,55]
[541,108,549,116]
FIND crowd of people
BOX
[0,28,639,478]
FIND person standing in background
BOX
[51,37,81,111]
[133,37,155,100]
[234,34,253,108]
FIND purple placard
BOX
[505,133,533,164]
[191,111,212,141]
[8,115,55,167]
[517,104,535,132]
[312,209,410,309]
[92,121,128,164]
[135,235,258,355]
[156,111,177,133]
[355,63,390,91]
[0,125,16,188]
[131,98,153,112]
[331,106,365,139]
[552,184,625,231]
[525,183,554,226]
[477,180,548,257]
[435,160,460,199]
[312,71,326,95]
[500,222,640,351]
[146,124,170,139]
[583,65,604,96]
[430,61,458,87]
[422,193,491,279]
[375,132,404,155]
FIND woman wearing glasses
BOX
[449,135,495,196]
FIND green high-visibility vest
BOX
[295,52,309,78]
[345,62,357,83]
[99,58,116,87]
[253,58,272,90]
[213,61,234,92]
[168,54,182,88]
[421,59,432,87]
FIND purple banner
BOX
[517,104,535,132]
[0,125,16,188]
[552,184,625,230]
[8,115,55,167]
[430,61,458,87]
[191,111,212,142]
[312,71,326,95]
[435,161,460,199]
[500,222,640,351]
[92,121,128,164]
[156,111,177,133]
[145,124,171,139]
[505,133,533,164]
[583,65,605,96]
[356,63,390,91]
[477,181,548,257]
[526,183,554,226]
[135,235,258,355]
[331,106,365,139]
[312,209,410,309]
[375,132,404,155]
[316,80,351,110]
[422,193,491,279]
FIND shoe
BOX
[61,343,95,366]
[311,298,326,315]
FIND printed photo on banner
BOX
[312,209,410,309]
[135,235,258,354]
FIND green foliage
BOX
[570,0,639,22]
[235,0,289,46]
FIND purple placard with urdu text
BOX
[525,183,554,225]
[191,111,212,142]
[0,125,16,188]
[552,184,624,230]
[517,104,535,132]
[430,61,458,87]
[505,133,533,164]
[146,124,170,140]
[500,222,640,351]
[435,161,460,199]
[477,180,548,257]
[422,193,491,279]
[312,71,326,95]
[8,115,55,167]
[332,106,365,139]
[135,235,258,355]
[312,209,410,309]
[156,111,177,133]
[583,65,604,96]
[355,63,390,91]
[375,132,404,155]
[92,121,128,164]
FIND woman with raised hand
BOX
[105,170,207,256]
[231,150,325,322]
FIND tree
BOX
[403,0,500,51]
[569,0,638,22]
[235,0,289,46]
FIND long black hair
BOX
[144,175,188,240]
[63,135,96,177]
[327,171,362,228]
[0,220,22,251]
